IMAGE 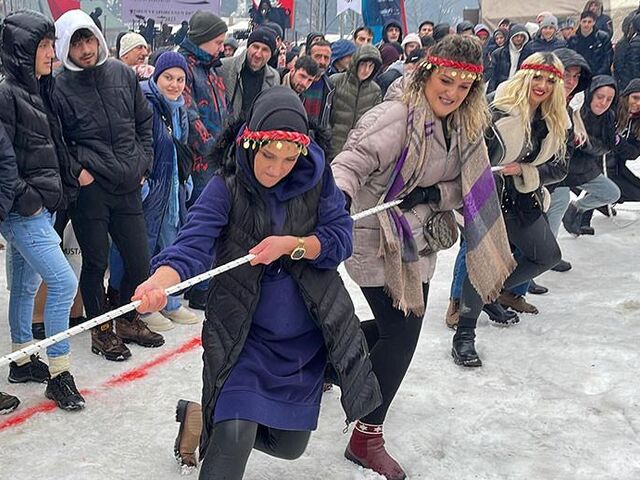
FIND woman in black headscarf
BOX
[134,87,381,479]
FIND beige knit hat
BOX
[119,32,147,58]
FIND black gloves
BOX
[399,186,441,210]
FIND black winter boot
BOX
[452,327,482,367]
[580,209,595,235]
[527,279,549,295]
[482,302,520,325]
[45,371,85,411]
[0,391,20,414]
[551,259,572,272]
[9,355,50,383]
[562,202,583,236]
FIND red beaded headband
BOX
[238,128,311,155]
[424,55,484,80]
[519,63,564,80]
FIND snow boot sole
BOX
[451,348,483,367]
[91,345,131,362]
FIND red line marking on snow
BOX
[0,335,202,432]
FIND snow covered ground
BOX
[1,199,640,480]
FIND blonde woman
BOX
[332,35,515,480]
[453,52,569,367]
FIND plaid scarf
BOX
[377,85,515,316]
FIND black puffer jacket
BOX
[52,58,153,194]
[0,10,67,216]
[0,122,17,220]
[614,15,640,92]
[567,27,612,76]
[562,75,618,187]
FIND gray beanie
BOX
[188,11,228,45]
[539,15,558,29]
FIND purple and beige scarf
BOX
[376,85,515,316]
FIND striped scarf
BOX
[377,86,515,316]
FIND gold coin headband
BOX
[422,55,484,81]
[237,128,311,156]
[519,63,564,82]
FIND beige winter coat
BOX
[331,83,464,287]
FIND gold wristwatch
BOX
[290,237,306,260]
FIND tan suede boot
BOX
[174,400,203,471]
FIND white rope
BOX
[0,199,402,368]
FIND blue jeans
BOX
[546,187,570,237]
[575,174,621,212]
[451,239,528,300]
[0,210,77,357]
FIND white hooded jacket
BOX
[55,9,108,72]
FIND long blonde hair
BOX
[492,52,568,161]
[405,34,490,143]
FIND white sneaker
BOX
[162,306,200,325]
[142,312,175,332]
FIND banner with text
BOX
[121,0,220,24]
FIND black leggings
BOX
[359,283,430,425]
[458,213,561,329]
[199,420,311,480]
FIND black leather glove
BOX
[399,186,441,210]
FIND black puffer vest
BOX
[200,170,382,454]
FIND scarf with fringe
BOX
[376,84,516,316]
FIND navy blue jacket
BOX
[522,32,567,58]
[140,79,189,254]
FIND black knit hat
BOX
[188,11,228,45]
[622,78,640,97]
[247,27,277,55]
[248,86,308,135]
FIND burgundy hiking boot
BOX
[174,399,203,471]
[345,421,407,480]
[91,322,132,361]
[116,315,165,348]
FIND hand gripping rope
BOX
[0,199,402,368]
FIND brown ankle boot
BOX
[345,421,406,480]
[91,321,132,361]
[174,400,202,471]
[498,291,539,314]
[445,298,460,329]
[116,315,165,348]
